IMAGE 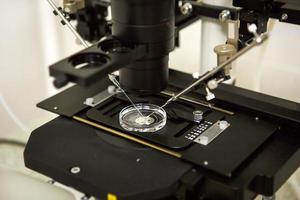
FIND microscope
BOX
[24,0,300,200]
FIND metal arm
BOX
[46,0,89,48]
[161,25,268,108]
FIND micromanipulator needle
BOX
[108,75,145,118]
[147,29,268,118]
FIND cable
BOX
[0,94,31,134]
[0,139,26,148]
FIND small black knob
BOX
[53,75,69,88]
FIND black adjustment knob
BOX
[53,10,58,16]
[53,75,69,88]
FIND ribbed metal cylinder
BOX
[111,0,175,94]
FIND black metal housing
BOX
[111,0,175,94]
[51,0,300,91]
[51,0,176,94]
[24,70,300,200]
[75,0,110,42]
[49,37,146,88]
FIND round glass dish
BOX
[119,104,167,133]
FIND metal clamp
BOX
[63,0,85,14]
[84,85,121,107]
[194,120,230,146]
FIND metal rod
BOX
[161,90,235,115]
[46,0,89,48]
[73,116,182,158]
[163,33,268,107]
[108,75,145,117]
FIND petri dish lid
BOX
[119,104,167,133]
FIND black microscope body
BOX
[24,0,300,200]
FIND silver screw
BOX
[136,158,141,163]
[81,195,89,200]
[219,120,229,130]
[70,166,81,174]
[180,3,193,15]
[219,10,231,23]
[207,79,219,90]
[53,106,58,110]
[47,179,55,184]
[255,117,259,121]
[262,195,276,200]
[204,161,208,166]
[64,6,71,13]
[281,13,288,21]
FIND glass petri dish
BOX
[119,104,167,133]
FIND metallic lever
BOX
[162,24,268,107]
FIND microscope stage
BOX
[80,92,277,177]
[24,70,300,200]
[24,115,300,200]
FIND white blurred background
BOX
[0,0,299,199]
